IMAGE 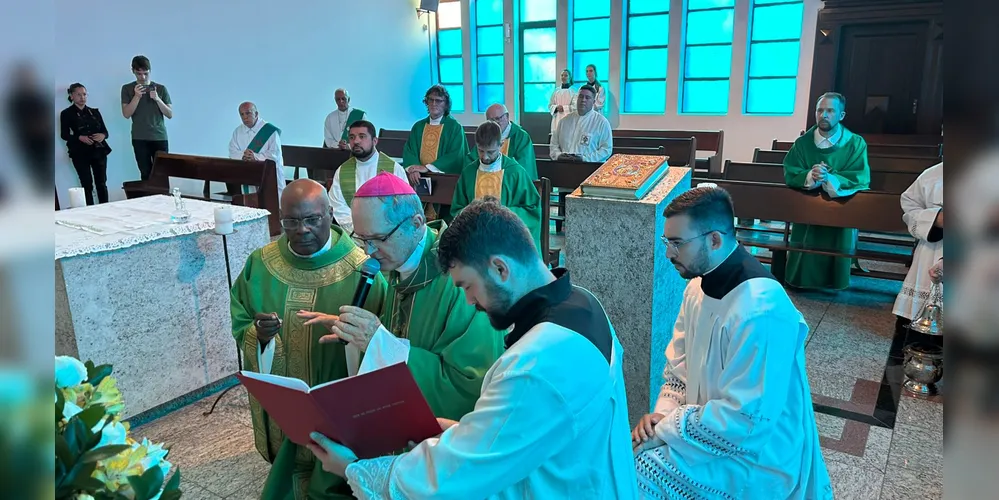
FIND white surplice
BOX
[636,246,832,500]
[892,162,943,319]
[323,107,368,148]
[327,150,407,234]
[549,110,613,163]
[548,86,576,134]
[228,118,286,202]
[343,271,638,499]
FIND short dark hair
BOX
[348,120,377,138]
[438,198,538,274]
[131,55,151,71]
[663,187,735,235]
[578,84,597,97]
[424,84,452,116]
[817,92,846,110]
[67,82,85,102]
[474,121,502,148]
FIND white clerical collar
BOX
[356,151,379,168]
[288,233,333,259]
[701,245,739,277]
[501,122,512,140]
[244,119,264,133]
[338,107,351,117]
[479,156,502,172]
[814,125,842,148]
[398,226,429,279]
[428,116,443,125]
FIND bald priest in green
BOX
[302,171,504,422]
[783,92,871,290]
[230,179,388,500]
[467,103,538,180]
[451,121,542,253]
[402,84,469,180]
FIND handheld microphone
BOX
[340,258,381,344]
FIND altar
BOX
[55,195,271,418]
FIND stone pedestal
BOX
[565,168,692,422]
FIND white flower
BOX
[62,400,83,421]
[76,494,95,500]
[96,421,128,448]
[55,356,87,389]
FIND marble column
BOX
[564,167,692,423]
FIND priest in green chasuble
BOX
[402,84,469,181]
[783,92,871,290]
[466,103,538,180]
[450,120,543,253]
[230,179,387,499]
[300,172,504,421]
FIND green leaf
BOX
[59,460,97,491]
[64,416,92,459]
[128,464,165,500]
[74,475,107,492]
[159,490,182,500]
[87,364,113,386]
[55,434,73,469]
[77,403,107,430]
[55,385,66,423]
[80,444,130,463]
[163,468,181,491]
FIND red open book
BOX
[236,362,442,459]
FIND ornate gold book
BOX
[580,154,670,200]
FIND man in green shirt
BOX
[120,55,173,180]
[466,103,538,180]
[782,92,871,290]
[231,179,386,499]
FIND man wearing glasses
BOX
[467,103,537,180]
[302,171,503,422]
[632,187,831,499]
[402,84,469,183]
[229,179,388,499]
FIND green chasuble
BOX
[374,220,505,420]
[468,123,538,180]
[449,156,543,253]
[230,226,388,500]
[402,115,469,174]
[783,125,871,290]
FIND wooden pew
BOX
[753,148,938,174]
[867,144,940,158]
[282,145,349,187]
[535,137,695,169]
[378,129,409,140]
[771,139,794,151]
[862,133,941,146]
[615,129,723,177]
[377,137,407,160]
[122,152,281,236]
[707,179,910,283]
[725,160,919,194]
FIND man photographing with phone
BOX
[121,55,173,180]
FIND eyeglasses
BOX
[661,231,725,252]
[280,215,325,230]
[350,219,407,248]
[425,97,446,104]
[487,113,509,123]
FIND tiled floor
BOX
[133,269,942,499]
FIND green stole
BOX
[249,122,280,153]
[337,152,396,206]
[339,108,366,142]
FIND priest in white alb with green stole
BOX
[451,121,542,253]
[782,92,870,290]
[328,120,407,234]
[230,179,387,499]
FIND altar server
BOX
[892,162,943,329]
[633,187,832,499]
[548,69,576,136]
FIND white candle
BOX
[214,205,234,235]
[68,187,86,208]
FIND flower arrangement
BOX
[55,356,183,500]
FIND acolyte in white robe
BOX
[327,150,407,234]
[636,246,832,500]
[893,162,943,319]
[549,110,613,163]
[324,107,368,148]
[228,118,286,202]
[343,270,639,499]
[548,86,576,134]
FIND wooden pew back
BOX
[378,129,410,140]
[723,160,918,194]
[615,129,721,175]
[752,148,937,174]
[377,137,408,160]
[867,144,940,158]
[282,145,349,188]
[536,159,602,190]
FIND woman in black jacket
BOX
[60,83,111,205]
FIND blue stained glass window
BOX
[684,45,733,78]
[685,10,734,44]
[751,3,804,41]
[477,55,505,83]
[444,84,465,112]
[524,53,556,83]
[477,26,503,55]
[628,14,669,47]
[625,81,667,113]
[438,29,463,56]
[521,0,556,22]
[755,0,795,4]
[573,19,611,50]
[477,0,503,26]
[523,27,556,53]
[573,51,609,83]
[748,41,800,77]
[523,83,555,112]
[628,0,669,15]
[439,57,464,83]
[574,0,611,19]
[627,48,668,79]
[683,80,729,113]
[477,84,505,112]
[745,78,797,114]
[688,0,734,9]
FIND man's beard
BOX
[818,120,833,131]
[671,246,710,280]
[476,278,515,329]
[351,145,374,159]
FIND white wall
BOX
[54,0,434,205]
